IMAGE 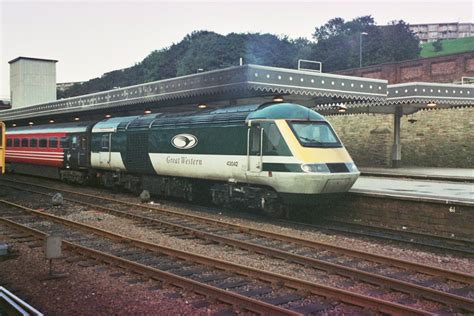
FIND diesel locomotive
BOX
[5,102,359,215]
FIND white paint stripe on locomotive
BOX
[148,153,300,182]
[149,153,247,181]
[90,152,127,171]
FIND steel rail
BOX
[0,217,295,316]
[5,183,474,312]
[284,218,474,255]
[0,199,432,316]
[1,179,471,284]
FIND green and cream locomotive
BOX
[89,102,359,214]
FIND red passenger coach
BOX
[5,122,94,180]
[6,132,66,167]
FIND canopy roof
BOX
[0,64,387,123]
[314,82,474,115]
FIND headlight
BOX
[301,163,330,173]
[346,162,359,172]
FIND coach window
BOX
[39,138,48,148]
[49,137,59,148]
[7,138,12,147]
[14,138,20,147]
[21,138,29,147]
[60,137,69,148]
[30,138,38,147]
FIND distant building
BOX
[409,22,474,43]
[9,56,58,108]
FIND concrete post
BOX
[391,106,402,168]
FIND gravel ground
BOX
[1,175,473,313]
[0,233,214,316]
[43,179,474,276]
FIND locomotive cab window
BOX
[49,137,59,148]
[289,121,341,148]
[249,124,261,155]
[262,123,285,155]
[30,138,38,147]
[39,138,48,148]
[7,138,12,147]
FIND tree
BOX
[308,16,420,71]
[380,20,420,62]
[433,39,443,52]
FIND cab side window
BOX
[249,126,261,155]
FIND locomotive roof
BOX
[92,102,326,132]
[6,121,95,135]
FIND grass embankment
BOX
[420,37,474,57]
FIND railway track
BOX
[0,199,432,316]
[286,218,474,256]
[1,179,474,313]
[3,177,472,257]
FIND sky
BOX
[1,0,473,98]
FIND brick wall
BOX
[328,52,474,168]
[334,51,474,84]
[327,107,474,168]
[298,194,474,240]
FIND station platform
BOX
[351,174,474,205]
[359,167,474,183]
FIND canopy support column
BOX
[391,106,402,168]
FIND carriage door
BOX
[247,121,264,174]
[68,134,89,168]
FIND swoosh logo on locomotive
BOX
[171,134,198,149]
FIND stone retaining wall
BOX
[327,107,474,168]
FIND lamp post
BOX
[359,32,368,68]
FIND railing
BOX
[0,122,5,174]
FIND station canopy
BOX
[2,64,472,125]
[314,82,474,115]
[0,64,387,124]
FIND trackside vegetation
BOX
[59,16,421,98]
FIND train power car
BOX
[5,102,359,215]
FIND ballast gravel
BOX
[2,175,473,313]
[0,236,210,316]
